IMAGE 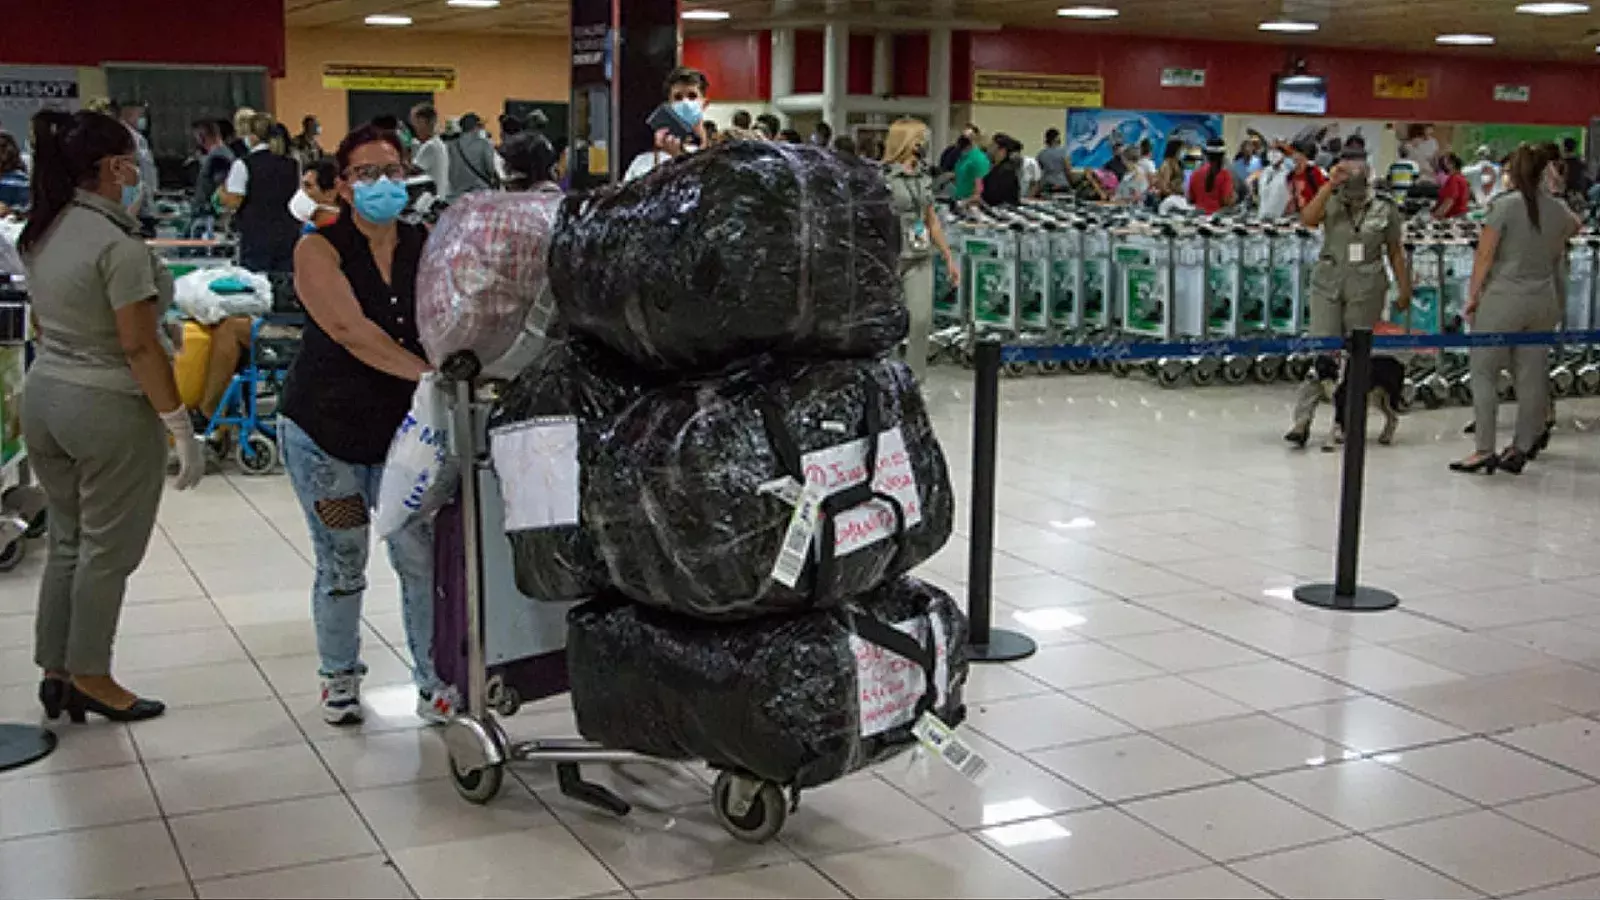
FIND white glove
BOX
[160,407,205,491]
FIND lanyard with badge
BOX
[1344,200,1371,264]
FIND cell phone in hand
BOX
[647,103,696,141]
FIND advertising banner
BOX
[322,64,456,92]
[975,71,1103,108]
[1067,108,1223,168]
[0,66,79,143]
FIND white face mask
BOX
[287,189,320,223]
[1267,150,1285,165]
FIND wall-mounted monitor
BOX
[1274,74,1328,116]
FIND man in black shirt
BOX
[190,120,234,238]
[1563,138,1591,199]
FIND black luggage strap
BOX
[846,609,942,722]
[755,378,911,604]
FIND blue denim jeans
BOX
[280,417,440,692]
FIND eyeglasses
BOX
[344,163,409,184]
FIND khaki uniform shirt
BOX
[1310,192,1403,304]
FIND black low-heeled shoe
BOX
[1449,454,1499,474]
[1499,448,1529,475]
[38,677,68,720]
[1527,427,1553,461]
[63,686,165,723]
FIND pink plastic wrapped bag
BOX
[418,187,561,377]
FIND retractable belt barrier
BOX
[965,327,1597,664]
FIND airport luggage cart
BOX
[435,351,794,843]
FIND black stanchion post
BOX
[1294,328,1400,612]
[967,341,1039,662]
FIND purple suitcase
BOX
[434,492,570,713]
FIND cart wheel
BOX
[1221,358,1251,384]
[1065,359,1091,375]
[1004,361,1029,378]
[1254,357,1284,383]
[1189,364,1216,387]
[1285,358,1312,382]
[449,752,504,805]
[1157,367,1186,389]
[494,686,522,717]
[23,511,46,540]
[1418,385,1444,409]
[236,432,279,476]
[1039,360,1062,375]
[1579,369,1600,396]
[712,771,787,844]
[1553,370,1576,397]
[0,539,25,572]
[1110,361,1133,378]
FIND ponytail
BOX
[1204,154,1223,192]
[18,109,133,253]
[1509,146,1545,232]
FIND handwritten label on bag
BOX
[490,417,579,531]
[800,426,923,557]
[851,614,949,738]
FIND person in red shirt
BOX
[1433,152,1471,219]
[1286,139,1328,213]
[1186,139,1235,214]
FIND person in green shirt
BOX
[952,135,991,203]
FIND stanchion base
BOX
[969,628,1038,663]
[1294,583,1401,613]
[0,723,56,772]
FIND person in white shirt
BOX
[1254,143,1294,219]
[1020,148,1043,199]
[1138,138,1158,178]
[408,103,450,201]
[625,66,710,182]
[1462,146,1501,207]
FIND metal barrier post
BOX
[967,341,1039,662]
[1294,328,1400,612]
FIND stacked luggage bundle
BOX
[486,142,970,834]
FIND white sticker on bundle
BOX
[490,417,580,531]
[767,426,923,588]
[851,614,950,738]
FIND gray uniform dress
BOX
[1470,190,1575,455]
[1293,190,1403,426]
[886,163,936,382]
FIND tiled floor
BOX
[7,369,1600,899]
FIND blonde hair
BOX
[881,118,929,166]
[233,107,257,135]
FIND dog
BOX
[1327,354,1405,450]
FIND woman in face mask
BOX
[15,109,207,725]
[1452,146,1581,474]
[881,118,959,383]
[1255,142,1294,219]
[278,125,455,728]
[1288,148,1412,449]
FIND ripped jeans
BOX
[280,417,440,693]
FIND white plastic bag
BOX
[172,266,273,324]
[375,374,459,538]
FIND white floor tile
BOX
[194,854,414,899]
[147,742,340,816]
[130,697,304,761]
[1255,758,1476,831]
[313,729,450,792]
[1183,659,1361,711]
[391,825,621,899]
[169,794,378,881]
[1273,696,1466,754]
[0,820,187,900]
[778,777,954,859]
[1101,628,1269,673]
[1292,645,1467,694]
[813,832,1055,899]
[1499,716,1600,779]
[1387,738,1591,805]
[879,728,1099,828]
[966,691,1136,751]
[124,660,275,709]
[1029,733,1231,802]
[1011,642,1162,691]
[1070,676,1251,731]
[1123,781,1347,861]
[1078,865,1273,899]
[0,763,160,840]
[1232,835,1479,900]
[1501,787,1600,855]
[636,861,846,899]
[978,807,1208,895]
[1156,713,1348,777]
[1373,810,1600,896]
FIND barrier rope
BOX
[996,329,1600,365]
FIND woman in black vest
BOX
[220,112,301,273]
[279,125,451,726]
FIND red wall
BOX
[970,29,1600,124]
[684,28,1598,124]
[0,0,286,76]
[684,31,771,100]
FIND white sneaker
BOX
[416,685,461,726]
[320,672,364,725]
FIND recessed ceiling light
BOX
[1058,6,1120,18]
[364,13,413,25]
[1259,20,1320,32]
[446,0,501,7]
[682,9,731,20]
[1517,2,1590,14]
[1437,33,1496,45]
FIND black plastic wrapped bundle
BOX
[548,142,907,372]
[488,342,953,619]
[567,576,969,788]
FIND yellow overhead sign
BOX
[323,64,457,92]
[973,70,1104,108]
[1374,74,1428,100]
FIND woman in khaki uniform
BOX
[881,118,959,383]
[1287,149,1412,448]
[1452,147,1579,475]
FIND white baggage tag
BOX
[912,712,990,784]
[770,485,822,588]
[1348,243,1365,264]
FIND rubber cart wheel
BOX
[23,511,46,541]
[1254,357,1284,383]
[712,771,786,844]
[236,432,279,476]
[449,752,504,805]
[0,539,25,573]
[1221,358,1252,384]
[1157,367,1186,389]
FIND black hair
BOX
[501,132,560,187]
[336,123,406,173]
[814,122,833,143]
[1204,141,1226,192]
[411,103,438,126]
[1564,137,1579,154]
[665,66,709,96]
[832,135,857,155]
[1510,145,1546,232]
[267,122,292,157]
[311,157,339,192]
[779,128,804,143]
[192,119,221,142]
[370,114,401,134]
[732,109,752,129]
[20,109,134,252]
[0,132,20,176]
[499,113,526,137]
[301,115,318,133]
[756,113,780,137]
[1045,127,1061,145]
[956,134,972,152]
[1139,138,1152,155]
[217,118,235,142]
[1440,152,1462,173]
[1162,140,1183,161]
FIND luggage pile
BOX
[488,142,970,798]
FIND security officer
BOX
[1287,147,1412,448]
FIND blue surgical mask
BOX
[117,159,141,209]
[671,99,703,129]
[351,177,409,225]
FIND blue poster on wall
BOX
[1067,108,1224,168]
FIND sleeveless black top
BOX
[281,214,427,465]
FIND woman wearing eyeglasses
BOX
[279,125,452,727]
